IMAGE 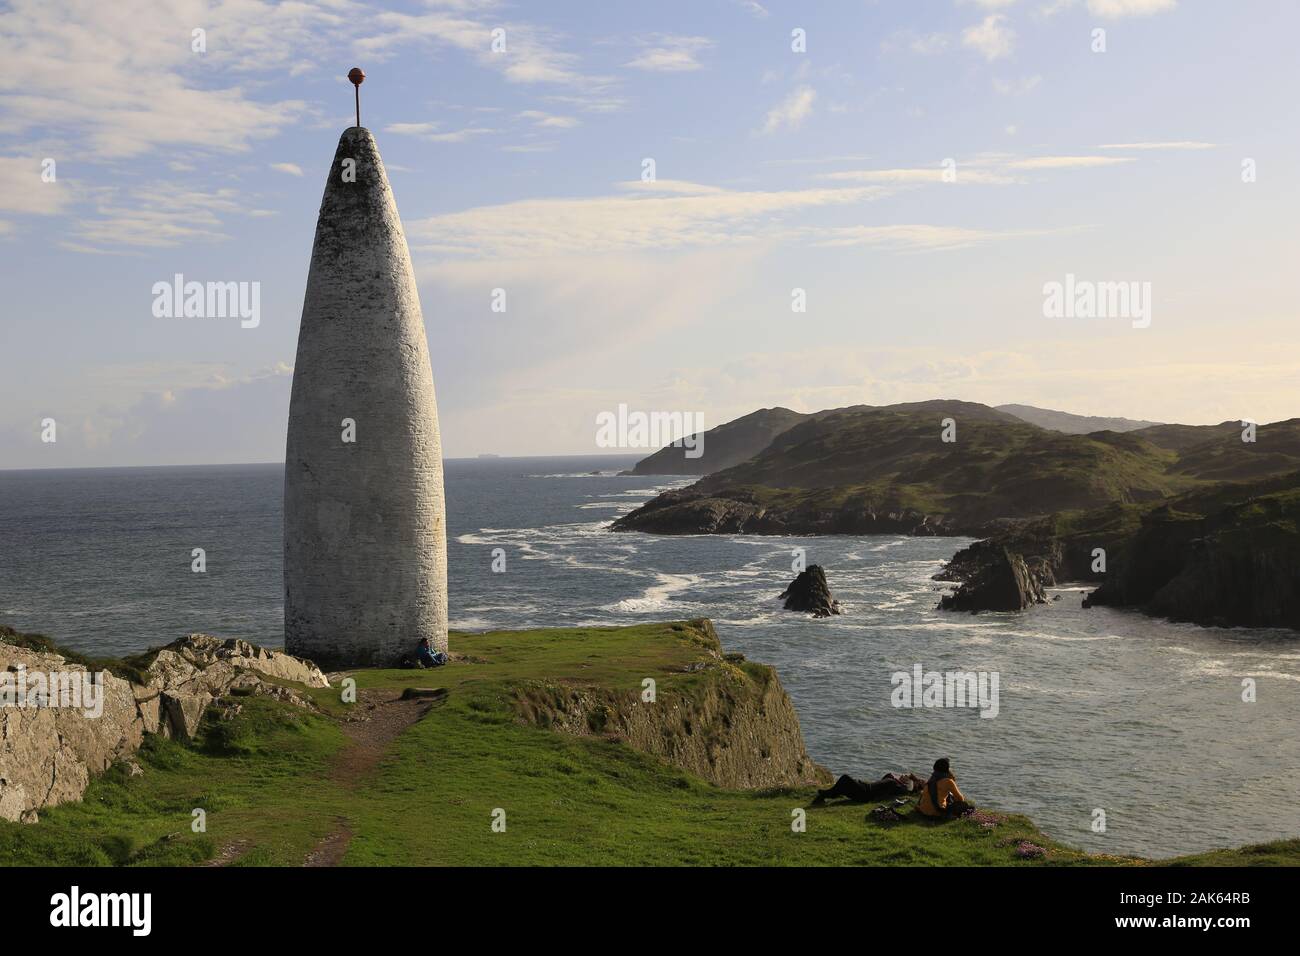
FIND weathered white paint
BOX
[284,127,447,667]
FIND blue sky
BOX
[2,0,1297,466]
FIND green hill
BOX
[615,402,1184,535]
[614,402,1300,537]
[997,403,1162,434]
[628,406,810,476]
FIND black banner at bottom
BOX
[2,864,1285,941]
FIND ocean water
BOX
[2,457,1297,859]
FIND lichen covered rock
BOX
[0,632,327,821]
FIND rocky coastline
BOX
[611,486,978,537]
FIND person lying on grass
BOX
[811,770,927,805]
[915,757,973,818]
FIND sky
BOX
[1,0,1298,467]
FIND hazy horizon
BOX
[1,396,1291,471]
[4,0,1298,468]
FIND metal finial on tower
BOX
[348,67,366,128]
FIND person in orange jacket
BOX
[916,757,972,818]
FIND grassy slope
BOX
[3,622,1296,867]
[631,407,810,476]
[693,406,1184,522]
[618,408,1300,534]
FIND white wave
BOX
[604,572,703,613]
[717,613,783,626]
[450,616,495,631]
[867,538,911,552]
[996,630,1121,643]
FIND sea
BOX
[2,456,1297,859]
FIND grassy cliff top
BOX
[2,620,1295,867]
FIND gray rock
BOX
[0,632,327,821]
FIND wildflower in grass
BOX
[964,808,1001,828]
[1015,841,1047,859]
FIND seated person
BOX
[916,757,972,818]
[812,770,926,805]
[415,637,440,668]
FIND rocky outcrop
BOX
[512,619,828,789]
[779,566,842,617]
[1084,500,1300,629]
[140,634,328,741]
[937,544,1046,612]
[0,643,143,824]
[935,472,1300,630]
[0,632,327,822]
[611,486,964,536]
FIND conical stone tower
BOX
[284,122,447,668]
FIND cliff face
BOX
[1085,498,1300,629]
[935,474,1300,631]
[511,620,828,789]
[0,631,327,822]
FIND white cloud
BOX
[0,0,310,160]
[385,122,496,143]
[1007,155,1134,169]
[518,110,580,128]
[880,30,951,55]
[760,86,816,135]
[386,122,442,136]
[1088,0,1177,17]
[1036,0,1079,16]
[821,167,1016,185]
[963,15,1016,61]
[626,35,714,73]
[0,155,75,216]
[804,223,1047,252]
[909,33,952,55]
[270,163,304,176]
[66,183,245,250]
[0,362,295,467]
[993,75,1042,95]
[616,180,728,196]
[356,10,617,97]
[407,179,891,259]
[1097,141,1216,150]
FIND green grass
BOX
[0,696,347,866]
[0,624,159,685]
[3,621,1297,867]
[342,679,1099,866]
